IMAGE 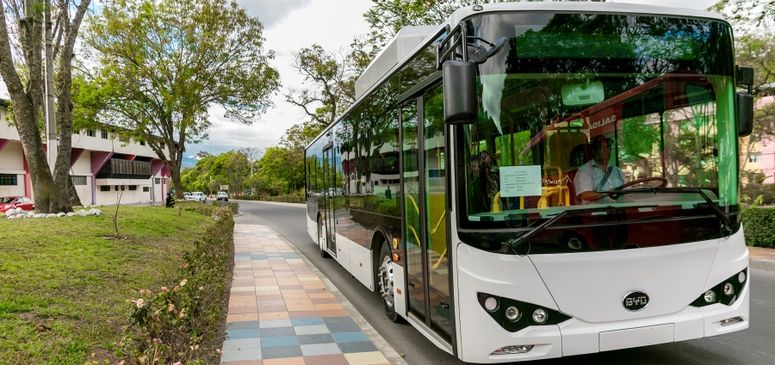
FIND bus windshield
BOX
[456,12,738,242]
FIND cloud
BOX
[236,0,313,28]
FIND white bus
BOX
[305,2,753,363]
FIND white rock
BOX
[27,211,35,217]
[34,213,46,218]
[89,208,103,216]
[7,215,19,219]
[5,210,14,217]
[75,210,88,217]
[66,212,75,217]
[46,214,57,218]
[57,212,66,217]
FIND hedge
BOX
[238,195,305,204]
[742,207,775,248]
[120,206,234,364]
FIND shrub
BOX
[241,194,305,204]
[742,207,775,248]
[120,206,234,364]
[176,201,216,216]
[212,201,239,214]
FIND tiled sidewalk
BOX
[220,224,392,365]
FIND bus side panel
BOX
[307,214,317,245]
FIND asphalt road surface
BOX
[236,200,775,365]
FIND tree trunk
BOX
[14,99,58,213]
[169,160,184,199]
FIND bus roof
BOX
[354,1,726,105]
[311,2,727,151]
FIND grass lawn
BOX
[0,206,213,364]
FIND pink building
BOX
[0,99,171,205]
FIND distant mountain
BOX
[182,155,198,168]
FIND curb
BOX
[264,225,409,365]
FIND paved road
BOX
[236,200,775,365]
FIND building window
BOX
[0,174,17,186]
[100,185,110,192]
[143,186,150,192]
[119,134,128,143]
[128,185,137,191]
[116,185,125,191]
[140,140,146,146]
[748,153,761,163]
[71,176,87,186]
[101,130,108,139]
[155,178,161,184]
[86,129,95,137]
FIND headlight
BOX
[691,268,747,307]
[477,292,570,332]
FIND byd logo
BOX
[623,291,649,311]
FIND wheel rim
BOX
[378,254,395,309]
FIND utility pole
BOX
[44,0,57,174]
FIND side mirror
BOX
[736,66,755,137]
[443,60,477,124]
[737,91,754,137]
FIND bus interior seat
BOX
[543,131,588,206]
[567,143,589,204]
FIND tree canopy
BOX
[85,0,280,197]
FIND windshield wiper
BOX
[603,187,733,236]
[503,205,637,254]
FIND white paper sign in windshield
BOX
[499,165,542,197]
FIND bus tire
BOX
[376,243,399,322]
[317,217,329,258]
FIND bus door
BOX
[401,85,453,343]
[323,145,336,256]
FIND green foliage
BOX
[363,0,500,48]
[240,194,306,204]
[0,206,211,364]
[286,44,358,127]
[742,207,775,247]
[120,207,234,364]
[182,150,251,195]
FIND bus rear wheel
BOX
[377,243,399,322]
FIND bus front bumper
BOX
[458,282,749,363]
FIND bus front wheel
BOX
[377,243,399,322]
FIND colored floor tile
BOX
[220,224,393,364]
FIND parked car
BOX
[186,191,207,203]
[182,192,192,200]
[0,196,35,213]
[216,191,229,201]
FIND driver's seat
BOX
[566,143,589,205]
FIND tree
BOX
[86,0,280,198]
[735,34,775,174]
[363,0,499,48]
[256,146,305,195]
[286,44,358,128]
[710,0,774,29]
[0,0,91,212]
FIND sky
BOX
[195,0,373,160]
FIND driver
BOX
[573,135,625,204]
